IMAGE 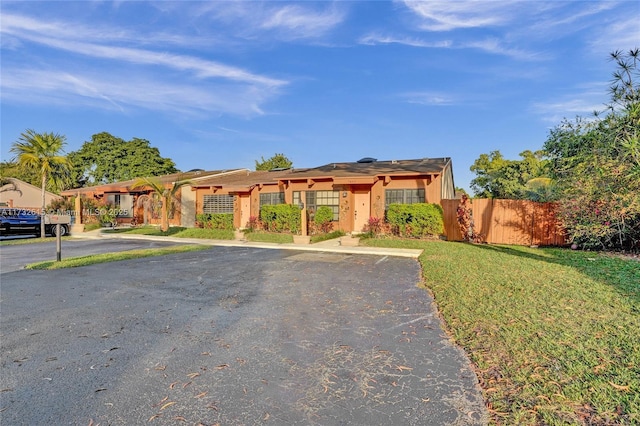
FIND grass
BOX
[25,244,210,270]
[0,236,72,246]
[362,238,640,425]
[104,226,344,244]
[310,230,346,243]
[244,231,294,244]
[104,226,235,240]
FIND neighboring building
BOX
[60,169,247,226]
[60,157,455,233]
[191,157,455,233]
[0,178,61,211]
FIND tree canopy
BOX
[469,150,551,200]
[255,153,293,171]
[68,132,177,187]
[544,49,639,250]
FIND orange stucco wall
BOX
[194,174,445,233]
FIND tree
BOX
[68,132,177,187]
[131,176,191,232]
[544,49,640,250]
[10,130,71,237]
[255,153,293,171]
[470,150,550,200]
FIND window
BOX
[259,192,285,207]
[294,190,340,221]
[203,194,234,214]
[385,189,425,209]
[106,193,133,217]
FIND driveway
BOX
[0,246,487,425]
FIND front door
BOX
[353,190,370,233]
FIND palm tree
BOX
[131,176,191,232]
[10,130,71,238]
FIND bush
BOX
[311,206,334,234]
[362,216,392,238]
[386,203,444,238]
[260,204,301,234]
[196,213,234,230]
[244,215,261,232]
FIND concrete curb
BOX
[71,231,423,258]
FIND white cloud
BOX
[402,91,457,106]
[589,15,640,53]
[359,32,542,60]
[400,0,517,31]
[1,13,283,87]
[260,4,346,38]
[195,2,346,41]
[530,90,609,123]
[359,33,452,48]
[1,67,276,118]
[0,11,288,117]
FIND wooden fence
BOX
[441,198,568,246]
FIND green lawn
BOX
[104,226,234,240]
[26,244,210,270]
[244,231,294,244]
[0,236,72,246]
[363,238,639,425]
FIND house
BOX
[60,169,247,226]
[190,157,455,233]
[0,178,61,211]
[60,157,454,233]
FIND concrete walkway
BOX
[72,228,424,258]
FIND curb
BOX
[71,231,423,258]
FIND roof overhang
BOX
[333,176,377,185]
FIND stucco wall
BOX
[0,179,61,210]
[180,186,196,227]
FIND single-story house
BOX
[0,178,61,211]
[191,157,455,233]
[60,169,247,226]
[61,157,454,233]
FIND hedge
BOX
[196,213,234,230]
[386,203,444,238]
[260,204,301,234]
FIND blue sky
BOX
[1,1,639,192]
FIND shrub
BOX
[196,213,234,230]
[311,206,334,234]
[456,195,483,243]
[47,197,75,214]
[386,203,444,238]
[361,216,392,238]
[260,204,301,234]
[245,215,261,232]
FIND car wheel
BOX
[52,225,68,237]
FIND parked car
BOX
[0,208,69,237]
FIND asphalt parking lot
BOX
[0,245,487,425]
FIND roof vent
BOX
[357,157,377,163]
[269,167,290,172]
[391,160,398,164]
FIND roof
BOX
[61,169,247,195]
[286,157,451,179]
[190,169,306,190]
[1,177,61,198]
[60,157,453,195]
